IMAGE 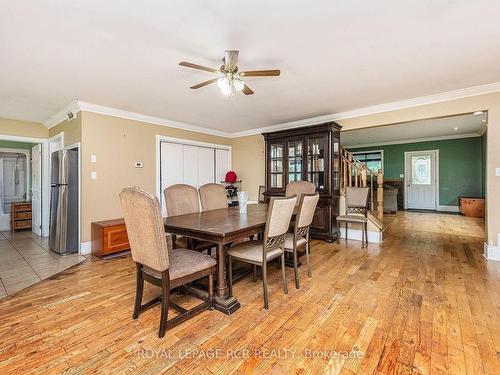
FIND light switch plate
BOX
[496,168,500,177]
[91,171,97,179]
[91,154,97,163]
[399,173,404,178]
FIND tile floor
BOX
[0,230,86,298]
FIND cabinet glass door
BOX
[307,137,326,189]
[287,140,303,183]
[269,143,284,188]
[333,136,340,190]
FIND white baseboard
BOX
[80,241,91,255]
[484,242,500,261]
[340,228,382,244]
[437,205,459,213]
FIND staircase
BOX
[339,147,386,243]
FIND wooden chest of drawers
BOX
[91,218,130,258]
[10,202,32,231]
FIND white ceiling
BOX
[342,112,487,147]
[1,1,500,133]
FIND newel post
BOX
[377,169,384,220]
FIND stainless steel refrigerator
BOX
[49,149,79,254]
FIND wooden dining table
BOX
[164,203,277,315]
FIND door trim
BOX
[404,149,439,210]
[0,134,50,237]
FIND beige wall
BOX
[79,111,231,242]
[48,113,82,146]
[0,117,48,138]
[231,134,265,201]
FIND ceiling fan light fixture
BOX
[233,78,245,91]
[221,85,232,96]
[180,50,278,96]
[217,76,230,91]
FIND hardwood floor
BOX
[0,211,498,374]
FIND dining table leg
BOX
[213,241,241,315]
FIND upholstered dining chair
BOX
[336,187,370,248]
[284,192,320,289]
[120,187,216,338]
[164,184,214,252]
[285,180,316,204]
[199,183,228,211]
[227,195,297,309]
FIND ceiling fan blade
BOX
[190,78,218,89]
[242,84,254,95]
[179,61,220,73]
[240,69,281,77]
[224,50,239,71]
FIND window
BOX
[351,150,383,173]
[411,155,431,185]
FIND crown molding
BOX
[344,132,481,149]
[76,101,230,137]
[43,81,500,138]
[43,101,80,128]
[228,81,500,137]
[44,101,231,137]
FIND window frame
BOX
[351,149,384,173]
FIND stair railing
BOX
[340,147,384,220]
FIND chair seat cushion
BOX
[336,214,368,223]
[227,240,282,263]
[143,249,216,281]
[284,233,307,250]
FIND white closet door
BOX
[183,145,199,187]
[160,142,183,216]
[215,149,230,183]
[198,147,215,187]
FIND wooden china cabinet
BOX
[262,122,342,242]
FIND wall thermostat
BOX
[134,161,143,168]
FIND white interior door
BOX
[405,150,438,210]
[183,145,199,187]
[215,149,230,183]
[159,141,224,215]
[31,144,42,236]
[160,142,183,216]
[198,147,215,187]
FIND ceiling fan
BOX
[179,50,280,96]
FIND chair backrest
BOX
[120,187,169,272]
[345,187,370,213]
[264,195,297,247]
[164,184,200,217]
[296,193,320,232]
[285,181,316,204]
[258,185,266,203]
[199,183,227,211]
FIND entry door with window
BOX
[31,144,42,235]
[405,150,438,210]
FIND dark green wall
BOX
[349,137,484,206]
[481,132,487,198]
[0,140,37,150]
